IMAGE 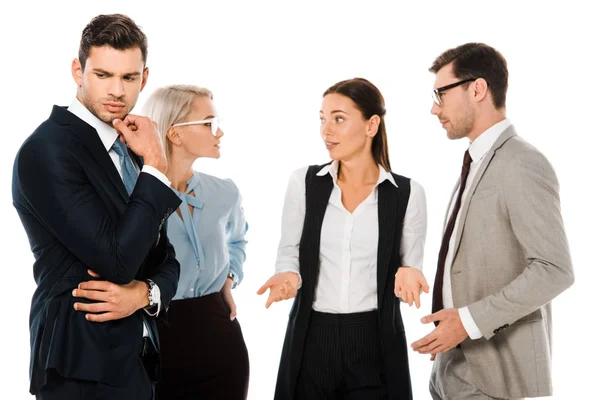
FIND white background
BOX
[1,1,598,399]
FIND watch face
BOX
[148,282,158,306]
[150,286,159,303]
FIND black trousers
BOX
[295,310,388,400]
[155,292,249,400]
[36,356,153,400]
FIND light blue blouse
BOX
[168,171,248,300]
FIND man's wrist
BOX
[139,280,150,309]
[458,306,483,340]
[143,156,167,175]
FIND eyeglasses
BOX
[172,117,223,136]
[432,78,477,106]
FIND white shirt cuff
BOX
[458,306,482,339]
[141,166,171,187]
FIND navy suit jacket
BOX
[12,106,182,394]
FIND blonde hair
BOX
[142,85,213,162]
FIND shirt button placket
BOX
[341,214,353,312]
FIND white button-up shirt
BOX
[276,161,427,313]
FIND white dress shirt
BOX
[276,161,427,314]
[443,118,512,339]
[68,98,170,328]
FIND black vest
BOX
[274,164,413,400]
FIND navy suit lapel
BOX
[50,106,129,203]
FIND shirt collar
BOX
[468,118,512,163]
[316,160,398,187]
[67,97,119,152]
[185,172,202,194]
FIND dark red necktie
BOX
[432,150,472,315]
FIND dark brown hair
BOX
[430,43,508,109]
[78,14,148,70]
[323,78,391,171]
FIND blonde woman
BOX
[143,85,249,399]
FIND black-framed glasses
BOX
[432,78,477,106]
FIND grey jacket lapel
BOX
[449,126,518,265]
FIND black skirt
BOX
[156,292,249,400]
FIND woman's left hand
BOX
[394,266,429,308]
[221,276,237,321]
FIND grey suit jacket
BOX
[448,125,574,398]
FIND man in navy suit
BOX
[12,14,181,399]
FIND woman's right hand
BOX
[257,272,300,309]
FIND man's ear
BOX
[140,67,149,92]
[472,77,489,103]
[72,58,83,87]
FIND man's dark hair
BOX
[78,14,148,70]
[430,43,508,109]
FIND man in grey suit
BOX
[411,43,574,399]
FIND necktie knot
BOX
[111,138,128,157]
[463,149,472,168]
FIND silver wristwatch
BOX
[147,279,159,307]
[227,272,237,285]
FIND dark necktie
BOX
[432,149,472,315]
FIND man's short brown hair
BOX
[78,14,148,70]
[430,43,508,109]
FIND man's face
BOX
[430,63,474,140]
[72,45,148,124]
